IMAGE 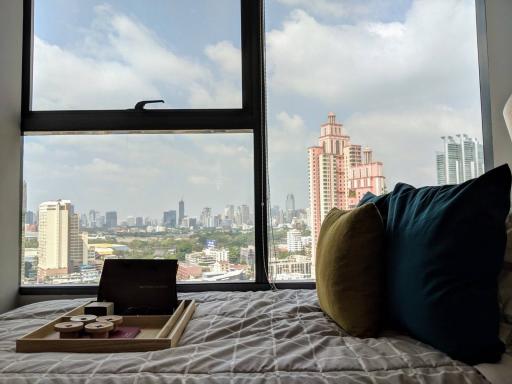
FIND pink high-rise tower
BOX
[308,113,385,276]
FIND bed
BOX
[0,290,500,383]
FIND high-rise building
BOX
[200,207,213,228]
[178,199,185,226]
[270,205,284,226]
[88,210,100,228]
[163,210,177,228]
[213,214,223,228]
[97,215,106,228]
[235,205,251,225]
[80,213,89,228]
[240,245,255,265]
[135,216,144,227]
[182,217,197,228]
[126,216,136,227]
[38,200,83,276]
[105,211,117,229]
[224,205,235,220]
[436,135,484,185]
[285,193,296,222]
[287,229,303,253]
[308,113,385,275]
[25,210,35,225]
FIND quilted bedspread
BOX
[0,290,488,383]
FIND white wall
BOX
[0,0,23,313]
[485,0,512,167]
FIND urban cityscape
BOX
[21,113,485,285]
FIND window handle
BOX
[132,100,165,111]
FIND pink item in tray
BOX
[109,327,141,339]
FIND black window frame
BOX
[19,0,312,295]
[19,0,491,296]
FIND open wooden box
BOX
[16,299,196,353]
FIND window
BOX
[265,0,485,281]
[32,0,242,110]
[22,133,255,285]
[20,0,490,292]
[21,0,267,290]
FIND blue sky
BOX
[25,0,483,221]
[35,0,241,57]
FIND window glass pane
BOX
[265,0,483,281]
[32,0,242,110]
[21,133,254,285]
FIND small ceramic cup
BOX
[70,314,97,325]
[97,315,123,331]
[84,321,114,339]
[54,321,84,339]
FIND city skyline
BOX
[25,196,262,285]
[23,124,483,285]
[25,0,484,217]
[24,193,281,228]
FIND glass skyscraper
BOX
[436,135,484,185]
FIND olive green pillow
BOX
[315,204,384,337]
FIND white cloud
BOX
[268,111,316,154]
[205,41,242,77]
[74,158,122,174]
[266,111,318,206]
[345,106,482,188]
[33,37,160,110]
[266,0,480,110]
[32,6,242,110]
[203,143,250,157]
[188,175,212,185]
[276,0,367,18]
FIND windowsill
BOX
[19,281,316,295]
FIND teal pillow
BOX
[358,191,390,222]
[384,165,510,364]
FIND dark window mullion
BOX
[22,109,257,133]
[21,0,33,113]
[242,0,268,285]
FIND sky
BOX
[24,0,483,221]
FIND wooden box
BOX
[16,299,196,353]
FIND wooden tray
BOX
[16,299,196,353]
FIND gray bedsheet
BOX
[0,290,488,383]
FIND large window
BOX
[265,0,485,281]
[21,0,489,291]
[22,133,255,285]
[32,0,242,110]
[21,0,266,290]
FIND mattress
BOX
[0,289,488,383]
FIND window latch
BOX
[132,100,165,111]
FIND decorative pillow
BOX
[315,203,384,337]
[384,164,511,365]
[358,191,390,222]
